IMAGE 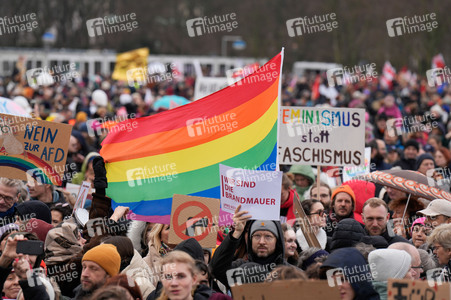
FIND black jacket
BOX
[330,218,366,251]
[393,157,417,171]
[210,220,287,290]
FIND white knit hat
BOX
[368,249,411,282]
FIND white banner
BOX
[219,164,282,220]
[278,106,366,166]
[194,77,228,100]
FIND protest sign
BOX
[387,278,450,300]
[342,147,371,182]
[194,77,228,100]
[293,192,320,248]
[112,48,149,81]
[0,113,72,185]
[168,194,220,248]
[231,279,340,300]
[219,164,283,220]
[73,181,92,212]
[278,107,365,166]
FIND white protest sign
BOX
[342,147,371,182]
[219,164,282,220]
[194,77,228,100]
[279,106,365,166]
[73,181,91,212]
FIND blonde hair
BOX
[157,251,197,300]
[427,223,451,250]
[148,223,167,250]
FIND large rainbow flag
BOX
[100,50,284,223]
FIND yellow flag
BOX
[112,48,149,81]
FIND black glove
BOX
[93,156,108,192]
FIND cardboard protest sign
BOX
[387,278,450,300]
[279,107,365,166]
[0,114,72,185]
[194,77,228,100]
[168,194,220,248]
[292,192,320,248]
[219,164,283,220]
[231,279,341,300]
[342,147,371,182]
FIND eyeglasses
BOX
[0,193,15,203]
[252,234,275,242]
[309,210,325,217]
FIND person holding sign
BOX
[210,205,289,290]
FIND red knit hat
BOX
[331,185,356,208]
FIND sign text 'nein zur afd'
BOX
[278,107,366,166]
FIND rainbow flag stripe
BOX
[101,51,283,223]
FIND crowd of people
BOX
[0,59,450,300]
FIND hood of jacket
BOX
[246,220,286,266]
[320,247,379,300]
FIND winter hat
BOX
[250,220,279,239]
[82,244,121,276]
[301,249,329,270]
[174,238,204,261]
[415,153,435,171]
[404,139,420,151]
[411,217,426,232]
[368,249,411,281]
[25,218,53,242]
[331,185,356,207]
[15,201,52,224]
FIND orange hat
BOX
[82,244,121,276]
[331,185,356,207]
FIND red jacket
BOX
[280,189,298,226]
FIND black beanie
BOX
[15,201,52,224]
[404,139,419,151]
[173,238,204,261]
[415,153,435,171]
